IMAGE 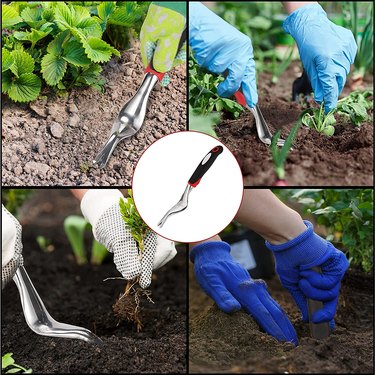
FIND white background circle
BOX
[132,131,243,243]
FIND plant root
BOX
[112,277,153,332]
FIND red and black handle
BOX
[144,28,187,82]
[234,91,247,107]
[188,146,223,187]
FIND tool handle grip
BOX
[188,146,223,187]
[308,266,330,339]
[234,91,247,107]
[144,28,187,81]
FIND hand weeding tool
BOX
[13,266,103,346]
[157,145,223,228]
[307,266,330,339]
[94,29,187,168]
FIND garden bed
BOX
[1,45,186,187]
[215,63,373,186]
[1,190,186,373]
[189,262,373,373]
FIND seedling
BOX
[270,121,301,186]
[2,353,32,374]
[63,215,108,265]
[111,190,153,331]
[301,103,336,136]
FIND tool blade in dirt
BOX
[307,266,330,339]
[157,146,223,228]
[93,72,159,168]
[234,91,291,148]
[13,265,103,346]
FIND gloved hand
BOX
[140,2,186,82]
[266,220,349,327]
[283,3,357,113]
[189,2,258,107]
[190,241,298,345]
[80,190,176,288]
[2,205,24,288]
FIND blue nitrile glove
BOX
[266,221,349,328]
[190,241,298,345]
[283,3,357,113]
[189,2,258,107]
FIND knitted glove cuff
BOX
[266,221,330,268]
[190,241,231,263]
[283,3,327,36]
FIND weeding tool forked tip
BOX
[234,91,292,148]
[13,265,103,347]
[157,145,223,228]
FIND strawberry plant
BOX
[1,2,148,103]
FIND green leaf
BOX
[2,353,15,369]
[10,50,35,77]
[322,125,335,136]
[312,206,337,215]
[47,30,71,55]
[20,6,44,29]
[71,5,90,25]
[54,2,75,30]
[81,37,120,63]
[41,53,67,86]
[2,5,23,28]
[76,17,103,38]
[108,5,140,27]
[97,1,116,22]
[2,49,14,72]
[2,71,12,93]
[14,27,53,47]
[7,73,41,103]
[63,40,91,66]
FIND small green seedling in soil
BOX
[2,353,32,374]
[271,121,302,186]
[301,102,336,136]
[36,235,54,252]
[114,190,153,332]
[63,215,108,265]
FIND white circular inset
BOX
[132,131,243,243]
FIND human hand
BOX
[2,205,24,288]
[283,3,357,113]
[190,241,298,345]
[266,220,349,328]
[140,2,186,75]
[189,2,258,107]
[80,190,176,288]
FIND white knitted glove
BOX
[2,205,24,288]
[80,190,176,288]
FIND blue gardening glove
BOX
[266,221,349,328]
[190,241,298,345]
[189,2,258,108]
[283,4,357,113]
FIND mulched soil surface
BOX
[215,62,373,186]
[2,43,186,187]
[1,190,187,373]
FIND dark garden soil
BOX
[189,262,373,374]
[1,43,186,187]
[216,62,373,186]
[1,190,187,373]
